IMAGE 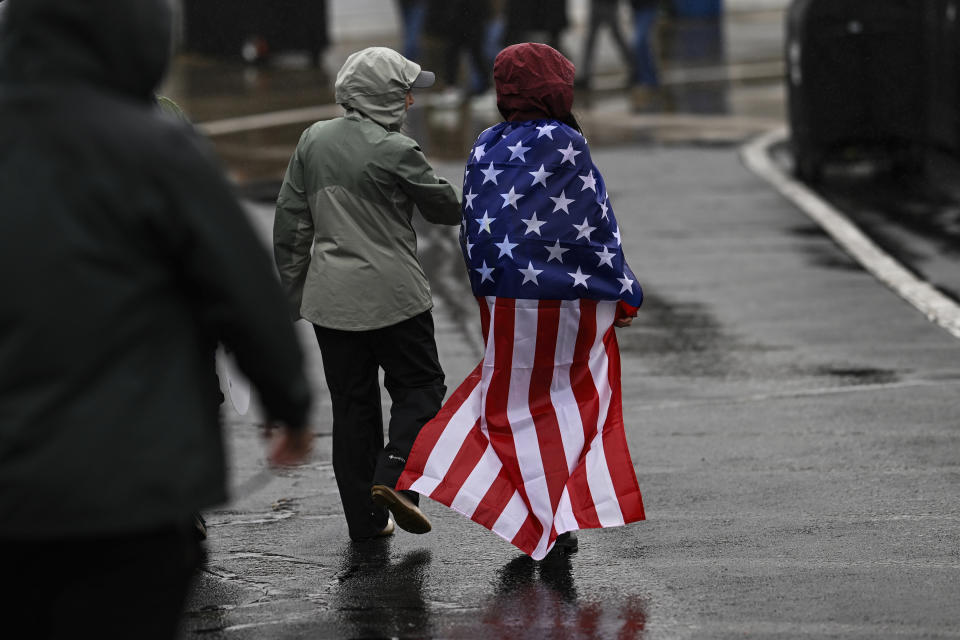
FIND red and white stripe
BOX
[398,297,645,560]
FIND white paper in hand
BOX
[218,347,250,415]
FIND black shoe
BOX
[350,518,395,543]
[552,531,578,554]
[371,485,432,534]
[192,513,208,541]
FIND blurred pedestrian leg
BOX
[503,0,570,53]
[9,524,201,640]
[395,0,427,60]
[577,0,634,89]
[441,0,493,98]
[630,0,661,111]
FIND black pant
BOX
[314,310,446,539]
[5,522,201,639]
[580,0,634,81]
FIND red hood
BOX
[494,43,575,122]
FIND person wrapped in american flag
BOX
[397,42,645,560]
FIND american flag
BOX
[397,120,645,559]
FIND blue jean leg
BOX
[632,8,660,87]
[401,2,427,61]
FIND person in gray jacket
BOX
[274,47,462,541]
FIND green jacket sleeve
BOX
[273,141,314,320]
[395,141,462,225]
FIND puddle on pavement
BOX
[618,291,738,378]
[814,366,900,386]
[618,290,906,388]
[787,224,863,272]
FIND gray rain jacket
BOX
[274,47,462,331]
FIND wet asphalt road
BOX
[167,7,960,638]
[179,143,960,638]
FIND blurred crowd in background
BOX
[179,0,725,113]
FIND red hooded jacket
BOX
[494,42,575,122]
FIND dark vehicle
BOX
[786,0,926,183]
[925,0,960,159]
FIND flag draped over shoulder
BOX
[397,119,645,560]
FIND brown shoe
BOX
[371,485,432,534]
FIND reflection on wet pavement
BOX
[477,555,648,640]
[331,541,433,638]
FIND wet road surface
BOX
[171,7,960,638]
[180,145,960,639]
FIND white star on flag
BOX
[550,190,574,214]
[529,164,553,188]
[568,266,591,288]
[465,240,474,258]
[557,142,582,166]
[476,210,495,234]
[494,235,518,258]
[464,187,478,210]
[573,217,597,241]
[481,162,503,185]
[599,199,609,219]
[579,170,597,192]
[507,141,531,161]
[545,239,569,263]
[520,211,547,236]
[536,124,557,139]
[473,144,486,162]
[519,261,543,285]
[595,245,615,268]
[613,227,622,245]
[500,186,524,210]
[618,275,634,293]
[475,261,495,283]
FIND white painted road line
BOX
[589,59,784,91]
[197,104,344,137]
[741,127,960,341]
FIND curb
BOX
[740,127,960,341]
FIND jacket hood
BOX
[494,43,575,122]
[0,0,172,102]
[335,47,421,131]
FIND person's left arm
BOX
[273,138,315,320]
[394,139,462,225]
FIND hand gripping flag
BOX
[397,120,645,559]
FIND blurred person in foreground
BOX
[0,0,313,637]
[274,47,461,542]
[397,42,646,560]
